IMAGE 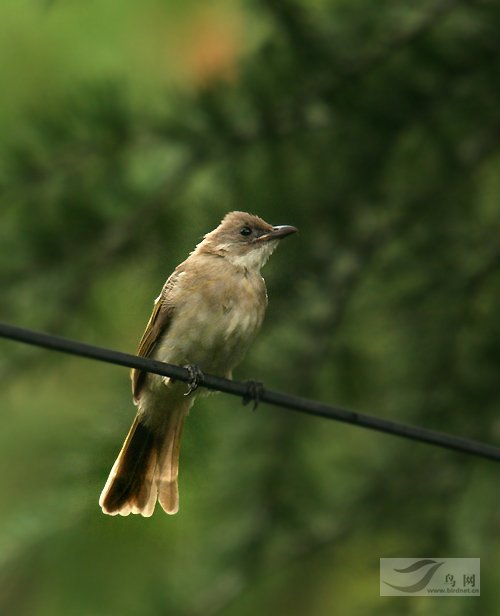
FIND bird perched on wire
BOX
[99,211,297,516]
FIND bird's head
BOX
[195,211,297,271]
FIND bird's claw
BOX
[184,364,204,396]
[242,380,264,411]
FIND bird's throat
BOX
[223,240,279,272]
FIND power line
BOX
[1,321,499,463]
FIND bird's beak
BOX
[259,225,298,241]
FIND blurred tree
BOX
[1,0,499,614]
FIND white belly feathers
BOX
[152,268,267,378]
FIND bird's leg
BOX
[242,380,265,411]
[183,364,204,396]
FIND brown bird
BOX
[99,211,297,516]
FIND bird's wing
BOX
[131,267,181,403]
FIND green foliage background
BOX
[1,0,499,614]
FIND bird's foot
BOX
[242,380,265,411]
[184,364,204,396]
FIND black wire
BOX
[1,321,499,462]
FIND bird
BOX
[99,211,297,516]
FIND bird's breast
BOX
[154,269,267,376]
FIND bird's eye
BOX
[240,226,252,236]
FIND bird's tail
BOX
[99,401,190,517]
